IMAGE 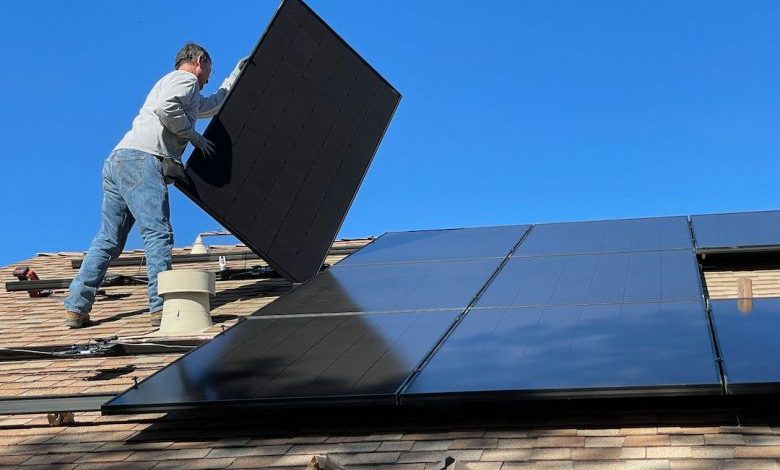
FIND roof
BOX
[2,237,780,469]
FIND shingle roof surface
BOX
[0,241,367,398]
[2,239,780,469]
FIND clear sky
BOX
[2,1,779,267]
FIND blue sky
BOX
[2,1,779,267]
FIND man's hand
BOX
[222,56,251,91]
[191,133,216,158]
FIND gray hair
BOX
[174,43,211,69]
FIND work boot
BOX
[65,311,90,328]
[150,310,162,328]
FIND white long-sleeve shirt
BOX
[114,70,228,160]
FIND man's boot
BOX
[65,311,90,328]
[150,310,162,328]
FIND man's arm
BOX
[197,88,228,119]
[197,57,249,118]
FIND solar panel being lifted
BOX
[177,0,401,283]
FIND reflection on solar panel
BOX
[253,258,504,316]
[404,301,721,400]
[338,225,530,266]
[177,0,401,283]
[476,251,702,307]
[515,217,692,257]
[103,311,459,413]
[711,298,780,394]
[691,211,780,253]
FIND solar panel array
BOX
[404,217,721,401]
[177,0,401,283]
[106,208,780,412]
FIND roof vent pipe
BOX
[190,235,210,254]
[737,277,753,314]
[157,270,216,334]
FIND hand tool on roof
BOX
[12,267,52,298]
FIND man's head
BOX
[175,43,212,89]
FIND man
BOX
[64,43,246,328]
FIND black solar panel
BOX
[103,311,458,413]
[475,251,703,308]
[338,225,530,266]
[711,298,780,394]
[514,217,692,257]
[691,211,780,253]
[403,301,721,400]
[253,259,503,316]
[177,0,401,282]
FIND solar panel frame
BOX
[691,210,780,254]
[176,0,401,283]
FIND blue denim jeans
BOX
[65,149,173,314]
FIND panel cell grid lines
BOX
[691,211,780,253]
[177,0,401,283]
[103,311,459,413]
[337,225,530,266]
[710,298,780,394]
[514,216,692,257]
